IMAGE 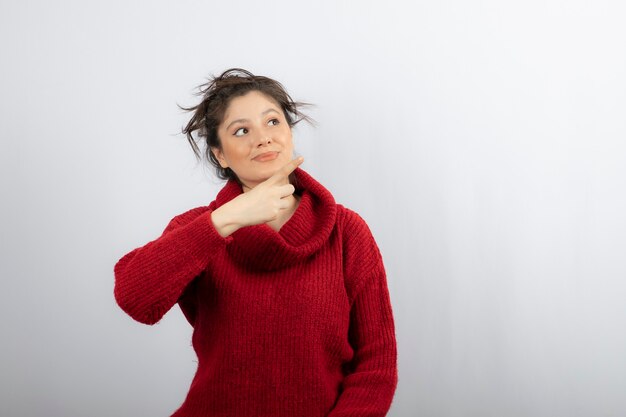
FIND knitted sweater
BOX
[114,168,398,417]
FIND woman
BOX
[114,68,398,416]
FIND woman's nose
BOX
[255,135,272,147]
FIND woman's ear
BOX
[211,147,229,168]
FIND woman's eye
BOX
[268,119,279,126]
[234,127,248,137]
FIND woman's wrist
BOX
[210,205,242,238]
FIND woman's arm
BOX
[114,160,302,326]
[328,209,398,417]
[113,207,229,325]
[328,269,398,416]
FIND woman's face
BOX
[213,90,294,189]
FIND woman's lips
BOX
[253,151,279,162]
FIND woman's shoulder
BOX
[162,204,214,234]
[335,204,382,259]
[335,204,374,239]
[334,204,385,300]
[172,205,213,221]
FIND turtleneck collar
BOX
[214,168,337,271]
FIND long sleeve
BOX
[113,207,229,325]
[328,209,398,416]
[327,267,398,417]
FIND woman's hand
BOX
[210,157,303,237]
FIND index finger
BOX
[268,156,304,184]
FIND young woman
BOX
[114,68,398,416]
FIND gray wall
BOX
[1,1,625,416]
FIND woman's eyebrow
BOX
[261,108,280,116]
[225,108,280,130]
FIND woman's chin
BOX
[238,158,293,188]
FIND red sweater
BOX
[114,168,398,417]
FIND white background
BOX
[1,1,625,416]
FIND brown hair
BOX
[180,68,313,181]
